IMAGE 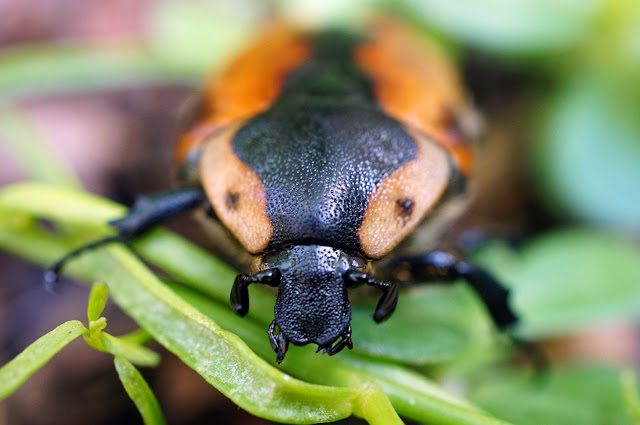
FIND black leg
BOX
[345,271,399,323]
[393,252,551,372]
[386,251,518,329]
[230,269,281,317]
[44,187,205,289]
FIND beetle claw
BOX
[268,321,279,352]
[275,334,289,364]
[324,325,353,356]
[268,320,289,363]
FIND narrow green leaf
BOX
[83,317,108,352]
[352,384,404,425]
[114,356,167,425]
[88,317,108,338]
[101,333,161,367]
[118,328,155,346]
[147,0,255,74]
[0,320,86,400]
[0,105,80,187]
[0,42,198,99]
[0,182,124,227]
[131,229,238,308]
[621,370,640,423]
[399,0,598,56]
[87,282,110,322]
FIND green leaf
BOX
[621,370,640,423]
[475,230,640,338]
[87,282,110,322]
[533,74,640,230]
[114,356,167,425]
[0,320,86,400]
[0,182,124,227]
[468,366,635,425]
[0,105,80,187]
[350,285,493,365]
[276,0,381,27]
[83,317,108,352]
[88,317,108,338]
[399,0,599,56]
[101,333,161,367]
[118,328,155,346]
[147,0,256,75]
[0,42,198,99]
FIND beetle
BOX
[45,21,519,364]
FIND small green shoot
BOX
[115,356,168,425]
[0,320,86,400]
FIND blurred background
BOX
[0,0,639,424]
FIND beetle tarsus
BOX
[268,320,289,363]
[326,325,353,356]
[381,250,550,367]
[511,336,549,376]
[231,269,281,317]
[43,234,121,291]
[268,320,279,352]
[43,187,205,291]
[345,271,399,323]
[276,339,289,364]
[387,251,519,329]
[43,269,60,293]
[231,274,252,316]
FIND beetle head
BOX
[262,245,367,362]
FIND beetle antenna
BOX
[43,235,120,291]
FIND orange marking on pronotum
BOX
[354,20,475,175]
[176,25,311,163]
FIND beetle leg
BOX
[325,325,353,356]
[387,251,517,329]
[389,251,549,371]
[371,281,399,323]
[231,275,253,317]
[267,321,289,363]
[345,271,399,323]
[276,334,289,364]
[44,187,205,290]
[230,269,281,317]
